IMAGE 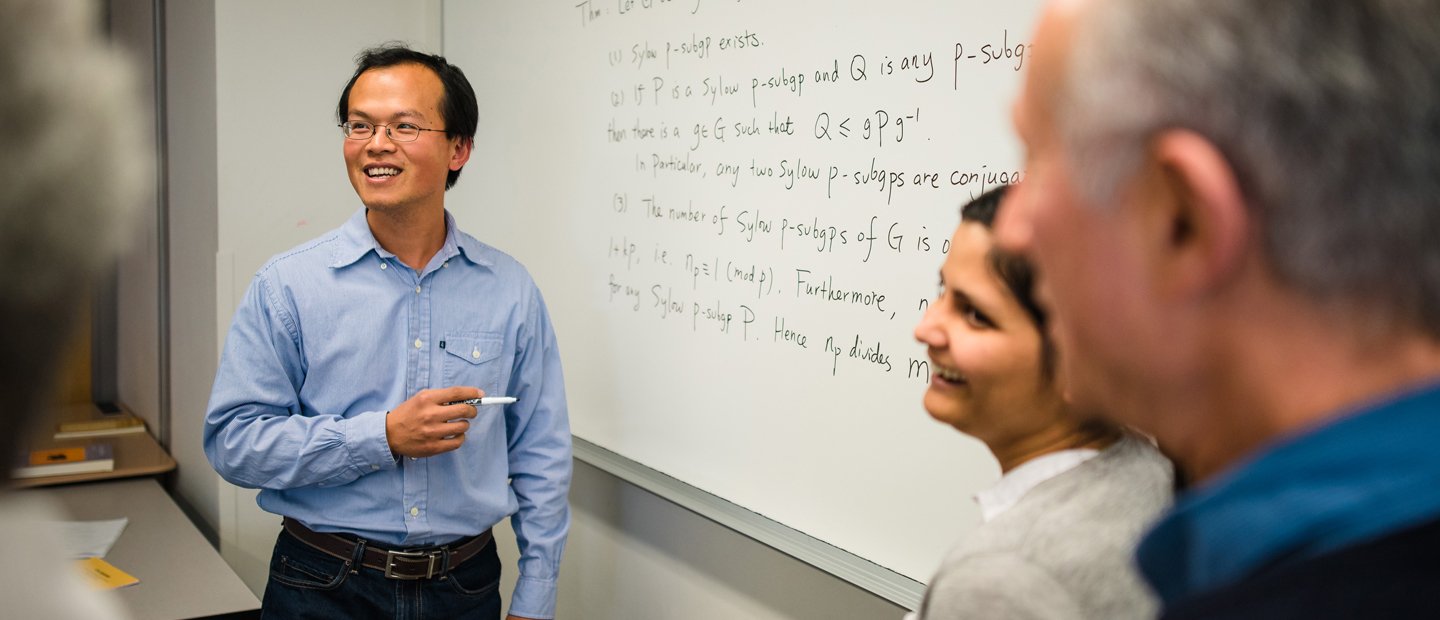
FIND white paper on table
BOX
[58,518,129,558]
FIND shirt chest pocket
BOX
[440,332,505,393]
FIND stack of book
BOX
[54,412,146,440]
[13,442,115,479]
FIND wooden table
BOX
[31,478,261,619]
[13,428,177,488]
[14,402,177,488]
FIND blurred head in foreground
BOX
[0,0,148,476]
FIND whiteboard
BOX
[443,0,1039,596]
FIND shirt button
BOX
[380,263,388,270]
[410,507,419,517]
[471,348,481,359]
[443,261,449,268]
[371,464,380,470]
[415,285,422,294]
[414,338,422,349]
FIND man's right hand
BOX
[385,386,483,458]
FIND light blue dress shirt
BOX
[204,208,571,618]
[1137,381,1440,606]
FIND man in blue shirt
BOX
[204,44,570,620]
[997,0,1440,617]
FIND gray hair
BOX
[0,0,148,471]
[1063,0,1440,336]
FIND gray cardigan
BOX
[918,435,1173,619]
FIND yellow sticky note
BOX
[75,557,139,590]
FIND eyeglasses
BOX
[339,120,446,142]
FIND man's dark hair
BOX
[336,43,478,190]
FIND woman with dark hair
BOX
[911,185,1172,619]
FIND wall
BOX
[163,1,907,616]
[535,461,905,619]
[109,0,161,445]
[107,0,222,543]
[164,0,223,545]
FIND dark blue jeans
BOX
[262,528,502,619]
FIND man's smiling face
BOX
[342,62,465,215]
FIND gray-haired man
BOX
[999,0,1440,617]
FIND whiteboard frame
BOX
[573,436,925,610]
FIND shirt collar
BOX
[1137,380,1440,604]
[329,208,492,270]
[443,210,493,269]
[975,447,1100,522]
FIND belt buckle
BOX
[383,548,439,580]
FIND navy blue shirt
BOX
[1138,381,1440,605]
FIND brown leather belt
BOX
[282,517,493,580]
